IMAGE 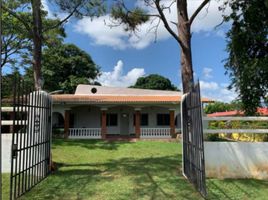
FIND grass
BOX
[2,173,10,200]
[2,139,268,200]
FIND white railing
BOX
[203,116,268,134]
[69,128,101,139]
[141,128,171,138]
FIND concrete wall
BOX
[205,142,268,179]
[2,134,12,173]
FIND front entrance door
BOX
[120,113,129,135]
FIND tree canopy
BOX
[2,0,105,89]
[1,7,65,69]
[130,74,178,91]
[223,0,268,115]
[24,43,100,93]
[204,101,243,114]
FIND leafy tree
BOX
[222,0,268,115]
[24,43,100,93]
[2,0,105,89]
[1,70,21,99]
[1,8,65,69]
[130,74,178,91]
[204,101,243,114]
[110,0,211,93]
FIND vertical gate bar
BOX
[38,90,42,181]
[47,96,51,175]
[10,77,17,200]
[24,85,30,192]
[21,81,26,194]
[34,90,41,185]
[18,80,25,197]
[36,91,41,182]
[28,87,34,190]
[14,80,22,199]
[24,83,29,191]
[33,90,38,186]
[42,96,46,178]
[45,95,49,176]
[39,94,43,180]
[31,91,36,187]
[39,92,44,181]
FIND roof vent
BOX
[91,87,97,94]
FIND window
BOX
[70,113,75,128]
[157,114,170,126]
[133,114,149,126]
[106,114,118,126]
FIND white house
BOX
[52,85,212,139]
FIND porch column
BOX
[169,109,176,138]
[64,110,70,139]
[101,108,108,139]
[135,108,141,138]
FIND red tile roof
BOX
[52,95,213,104]
[207,108,268,117]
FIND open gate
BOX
[10,80,52,200]
[181,81,207,197]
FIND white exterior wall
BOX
[2,134,12,173]
[205,142,268,179]
[72,106,101,128]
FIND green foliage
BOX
[54,0,105,18]
[223,0,268,115]
[24,43,100,93]
[111,5,149,31]
[1,2,65,69]
[130,74,178,91]
[1,70,21,98]
[207,120,268,142]
[204,101,242,114]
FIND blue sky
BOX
[44,0,237,102]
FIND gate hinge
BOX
[12,144,18,158]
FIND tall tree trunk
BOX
[177,0,194,93]
[31,0,42,90]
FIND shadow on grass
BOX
[52,139,133,151]
[21,155,204,200]
[207,178,268,200]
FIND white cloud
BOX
[97,60,145,87]
[41,0,69,20]
[74,0,230,49]
[202,67,213,79]
[200,80,219,90]
[200,80,237,102]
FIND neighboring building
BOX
[207,108,268,117]
[52,85,212,139]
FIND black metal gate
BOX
[10,80,52,200]
[181,81,207,197]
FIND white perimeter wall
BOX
[205,142,268,179]
[2,134,12,173]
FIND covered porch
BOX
[53,105,181,139]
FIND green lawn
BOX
[2,139,268,200]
